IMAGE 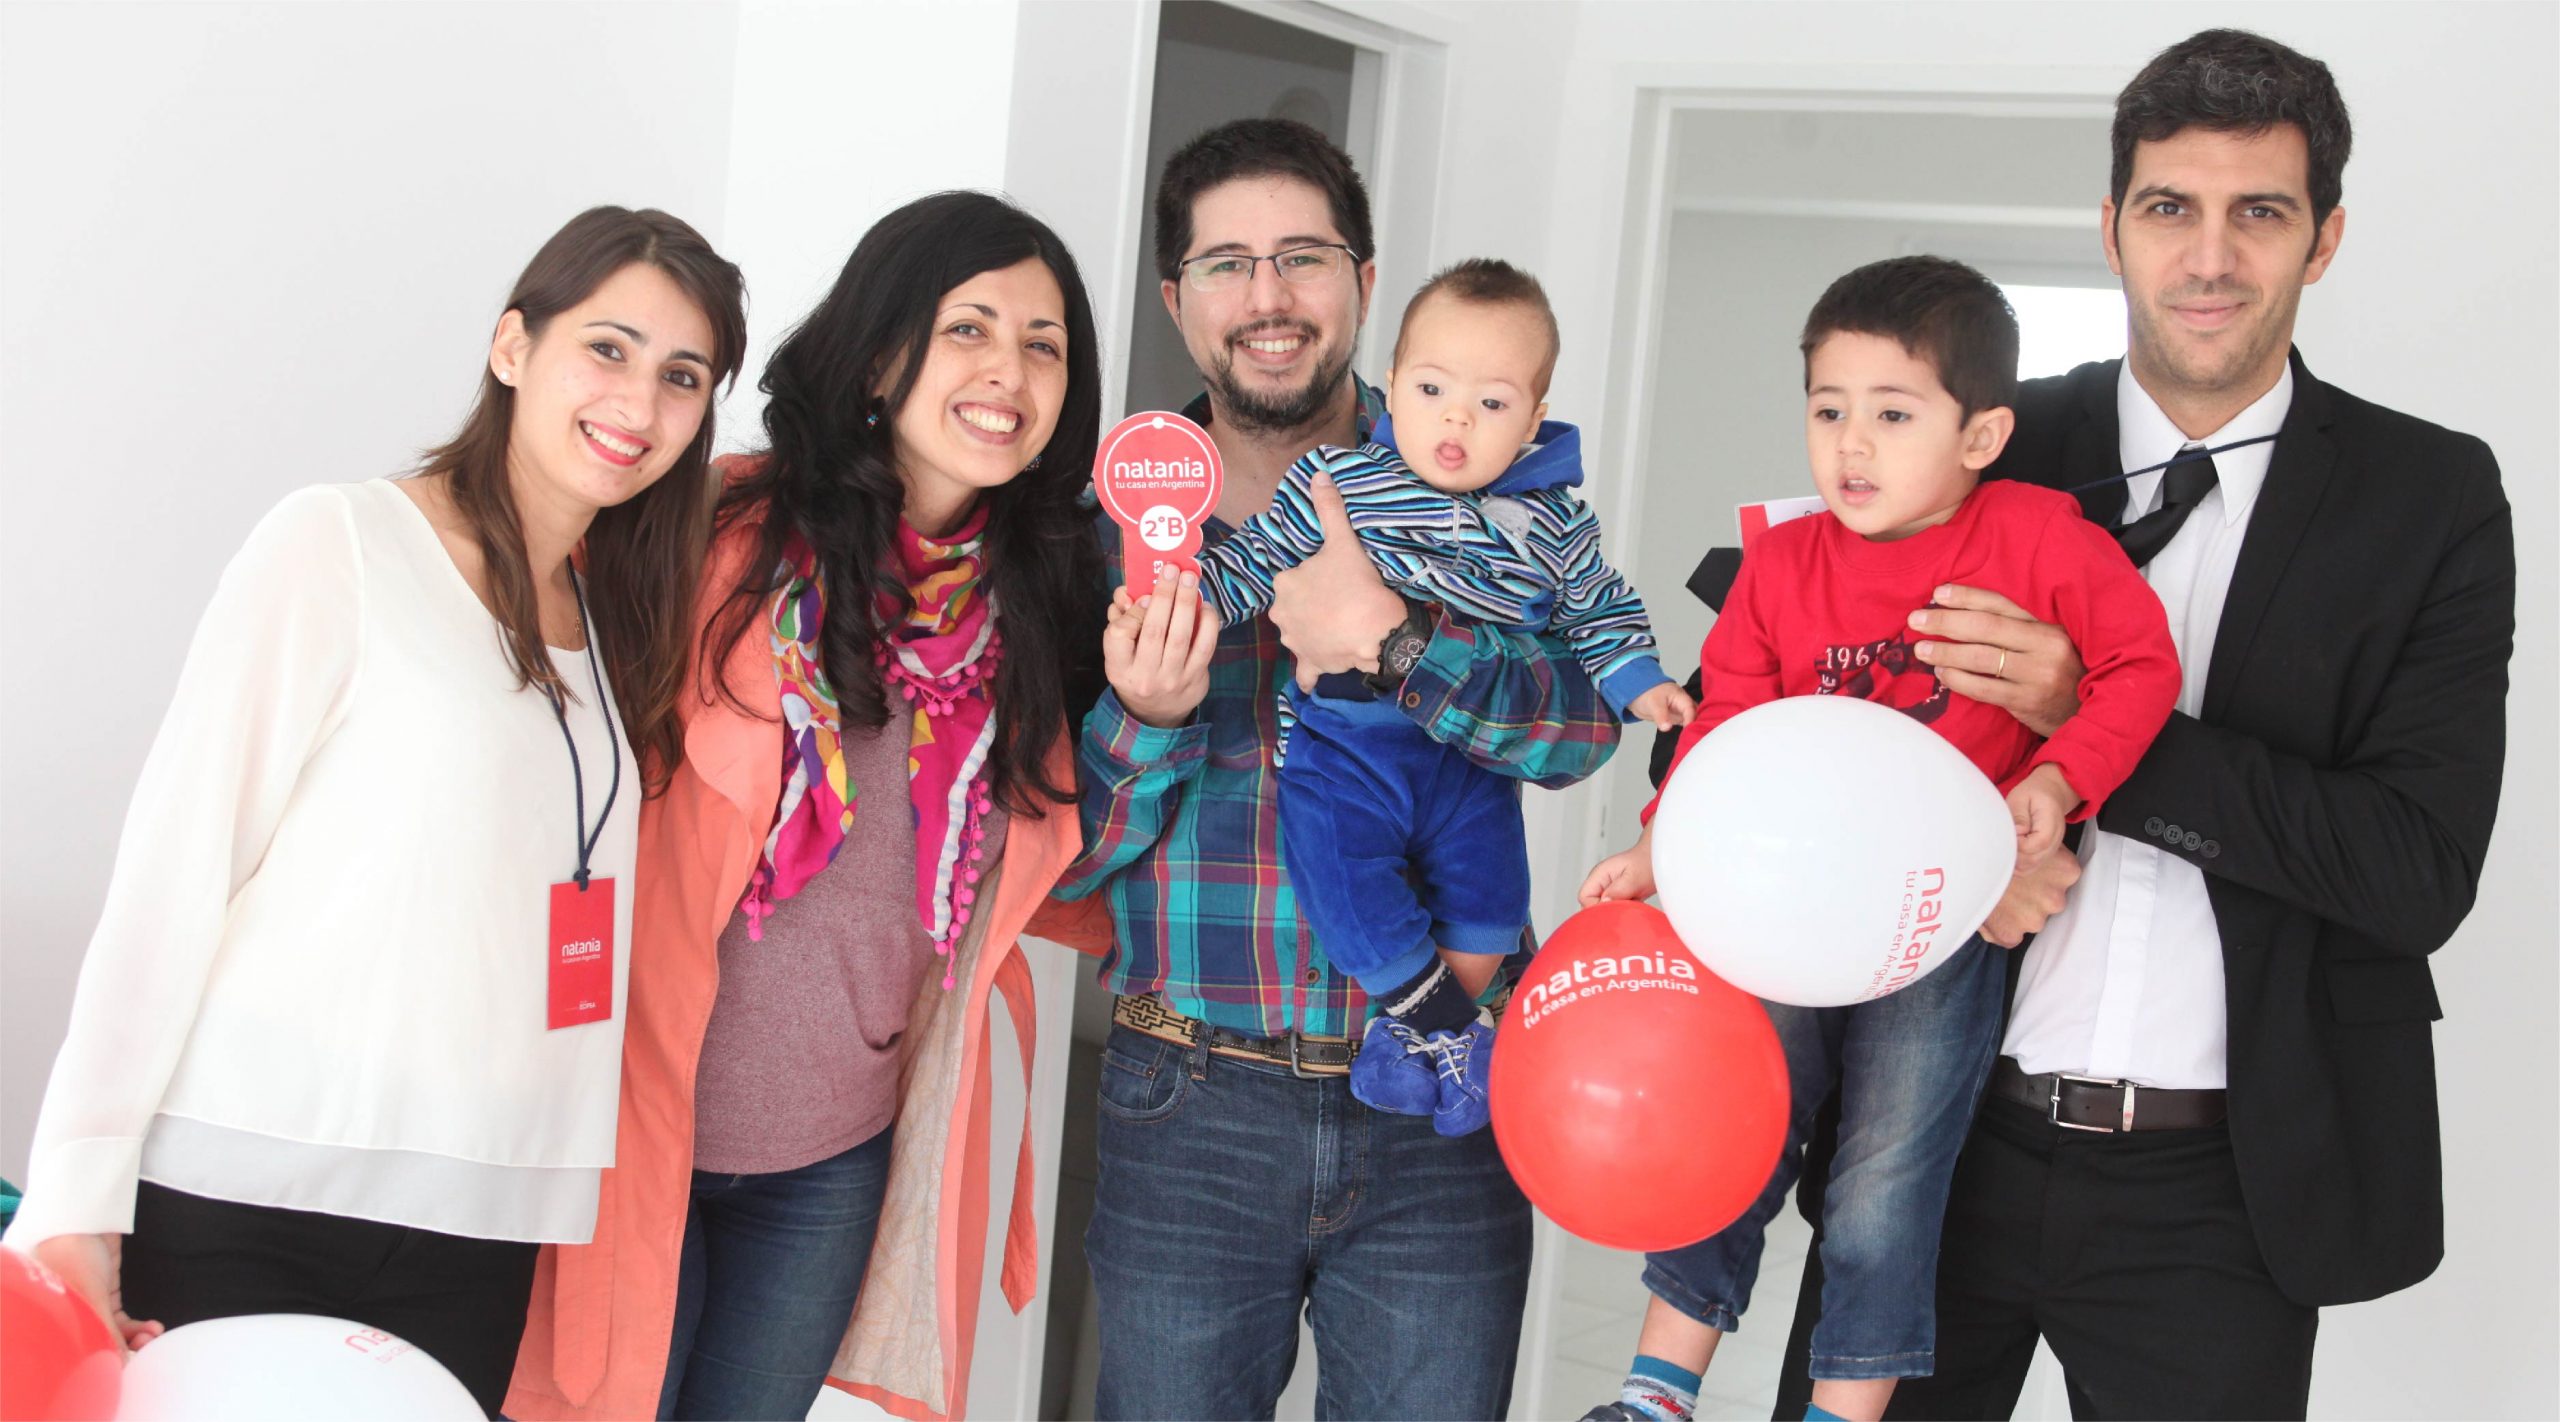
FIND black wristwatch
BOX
[1364,597,1436,694]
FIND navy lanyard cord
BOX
[543,574,621,891]
[2062,432,2280,497]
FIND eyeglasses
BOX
[1176,243,1362,292]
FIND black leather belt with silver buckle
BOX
[1990,1055,2227,1133]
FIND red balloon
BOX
[1,1247,122,1421]
[1491,901,1790,1250]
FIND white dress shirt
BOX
[2001,361,2294,1089]
[6,480,636,1247]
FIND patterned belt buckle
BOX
[2051,1072,2135,1132]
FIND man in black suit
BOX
[1765,28,2514,1421]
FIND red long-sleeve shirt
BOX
[1645,478,2179,823]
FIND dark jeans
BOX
[658,1128,894,1421]
[1876,1092,2317,1420]
[1643,937,2003,1380]
[1086,1022,1534,1420]
[119,1181,538,1418]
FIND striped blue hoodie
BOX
[1197,417,1672,719]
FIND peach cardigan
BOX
[506,494,1093,1421]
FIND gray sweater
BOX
[691,715,1010,1175]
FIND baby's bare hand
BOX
[1630,682,1697,732]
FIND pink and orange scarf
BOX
[742,509,1000,988]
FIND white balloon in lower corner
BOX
[1651,695,2016,1008]
[115,1314,481,1421]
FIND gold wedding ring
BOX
[1996,649,2009,679]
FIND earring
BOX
[865,410,880,428]
[497,370,513,386]
[1026,454,1041,471]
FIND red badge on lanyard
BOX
[548,879,614,1029]
[1094,410,1222,589]
[545,577,619,1031]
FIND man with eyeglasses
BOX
[1052,117,1621,1419]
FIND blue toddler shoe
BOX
[1350,1015,1439,1116]
[1423,1012,1496,1137]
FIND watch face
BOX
[1386,631,1429,674]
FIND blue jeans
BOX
[657,1128,893,1420]
[1086,1022,1534,1419]
[1644,937,2002,1381]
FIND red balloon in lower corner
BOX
[1491,900,1790,1251]
[1,1246,123,1422]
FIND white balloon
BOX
[1651,696,2016,1007]
[115,1314,481,1421]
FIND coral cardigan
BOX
[507,491,1092,1422]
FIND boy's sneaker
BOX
[1349,1015,1438,1116]
[1420,1012,1496,1137]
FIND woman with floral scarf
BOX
[504,191,1105,1422]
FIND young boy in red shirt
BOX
[1579,256,2181,1422]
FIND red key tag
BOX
[1094,410,1222,589]
[548,878,615,1030]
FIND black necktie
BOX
[2115,447,2220,568]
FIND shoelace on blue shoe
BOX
[1415,1030,1477,1082]
[1377,1019,1432,1055]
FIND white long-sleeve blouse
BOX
[8,478,635,1247]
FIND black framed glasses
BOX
[1176,243,1362,292]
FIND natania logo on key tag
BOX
[1093,410,1222,588]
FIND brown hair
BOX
[416,206,747,795]
[2112,29,2353,232]
[1153,118,1373,280]
[1799,256,2018,421]
[1394,258,1561,393]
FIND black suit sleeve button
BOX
[2163,822,2182,842]
[2182,831,2202,851]
[2144,816,2165,836]
[2201,839,2220,859]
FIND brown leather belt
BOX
[1991,1055,2227,1133]
[1112,994,1358,1076]
[1111,987,1514,1080]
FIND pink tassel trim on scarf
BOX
[743,508,999,989]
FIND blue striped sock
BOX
[1621,1353,1700,1422]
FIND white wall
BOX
[715,0,1020,456]
[1532,4,2560,1418]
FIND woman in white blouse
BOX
[5,206,745,1417]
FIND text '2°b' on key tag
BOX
[1094,410,1222,590]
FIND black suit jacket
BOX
[1989,351,2513,1305]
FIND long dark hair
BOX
[708,191,1104,817]
[417,206,748,796]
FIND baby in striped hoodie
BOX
[1195,258,1692,1132]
